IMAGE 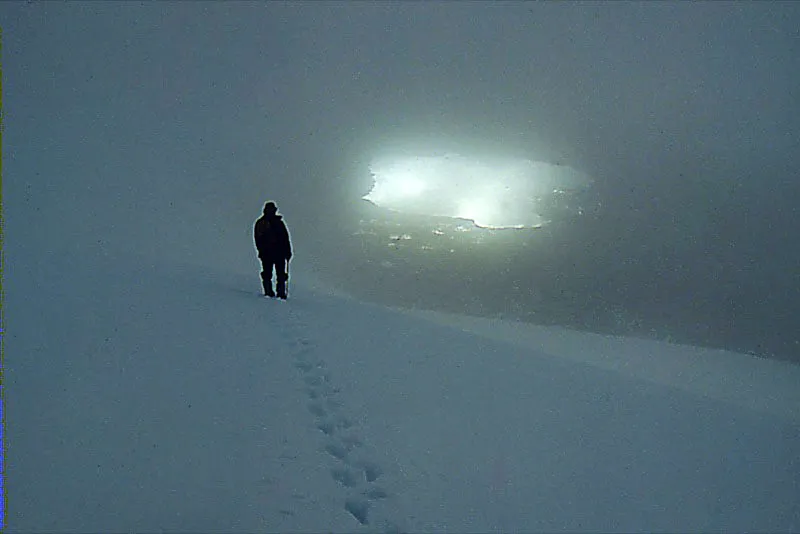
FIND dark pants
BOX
[260,256,288,296]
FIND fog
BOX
[4,2,800,360]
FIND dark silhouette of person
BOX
[254,201,292,298]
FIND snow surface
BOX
[6,243,800,532]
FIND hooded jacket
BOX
[254,213,292,260]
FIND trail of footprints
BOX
[283,315,389,527]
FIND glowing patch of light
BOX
[363,153,592,229]
[455,199,503,229]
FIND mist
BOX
[4,1,800,360]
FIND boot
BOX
[263,280,275,297]
[276,280,287,300]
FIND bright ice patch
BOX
[363,154,592,229]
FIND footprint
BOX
[359,460,382,483]
[292,342,314,354]
[363,486,388,500]
[335,416,353,430]
[324,441,349,462]
[304,374,323,387]
[316,415,354,435]
[285,330,393,527]
[316,420,336,436]
[331,467,358,488]
[303,373,329,387]
[294,360,314,372]
[340,434,362,452]
[308,402,327,417]
[325,397,343,411]
[345,497,370,525]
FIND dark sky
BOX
[4,2,800,356]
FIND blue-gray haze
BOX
[5,2,799,360]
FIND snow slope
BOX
[6,243,800,532]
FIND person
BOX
[254,201,292,298]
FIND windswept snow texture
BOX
[6,245,800,532]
